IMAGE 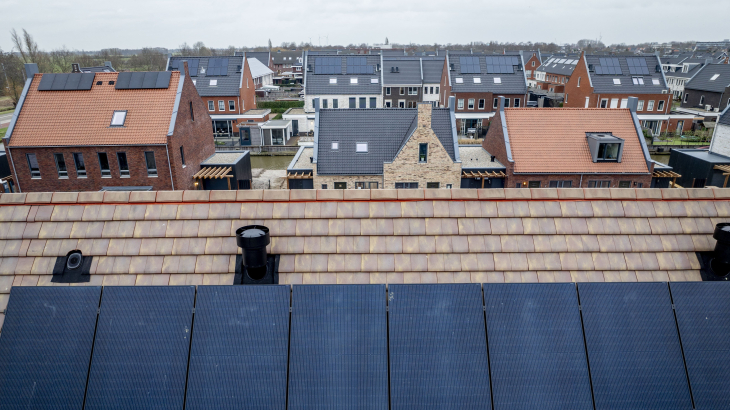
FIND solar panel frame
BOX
[185,286,290,410]
[389,284,491,410]
[0,286,101,409]
[578,282,692,410]
[84,286,195,410]
[484,283,593,410]
[670,282,730,410]
[288,284,388,410]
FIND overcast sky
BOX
[3,0,730,51]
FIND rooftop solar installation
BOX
[484,283,593,410]
[0,287,101,409]
[388,284,491,410]
[185,286,290,410]
[578,282,692,410]
[670,282,730,410]
[288,284,388,410]
[84,286,195,410]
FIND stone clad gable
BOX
[384,104,461,189]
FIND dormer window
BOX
[455,77,463,84]
[586,133,624,163]
[110,111,127,127]
[493,78,501,84]
[330,78,337,84]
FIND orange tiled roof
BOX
[8,72,180,147]
[504,108,650,174]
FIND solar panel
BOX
[389,284,491,410]
[0,286,101,409]
[627,57,651,75]
[185,286,290,410]
[670,282,730,409]
[84,286,195,410]
[460,56,481,74]
[288,285,388,409]
[484,283,593,410]
[485,56,517,74]
[578,282,692,410]
[314,57,342,75]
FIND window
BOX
[400,87,405,95]
[408,87,418,95]
[331,142,339,150]
[587,181,610,188]
[426,182,440,189]
[455,78,463,84]
[349,98,356,108]
[356,143,368,153]
[98,153,111,177]
[350,78,358,84]
[647,100,655,111]
[618,181,631,188]
[145,151,157,176]
[494,77,502,84]
[468,99,475,109]
[73,153,86,178]
[218,100,225,111]
[419,143,428,163]
[514,98,520,108]
[189,102,194,121]
[26,154,41,179]
[597,143,620,161]
[117,152,129,177]
[228,100,235,111]
[355,182,378,189]
[600,99,608,108]
[395,182,418,189]
[334,182,347,189]
[478,99,485,109]
[457,99,464,109]
[493,98,499,109]
[370,97,376,108]
[333,99,338,109]
[208,101,214,111]
[329,78,337,84]
[386,87,391,95]
[209,79,217,86]
[359,97,366,108]
[548,181,572,188]
[54,153,67,178]
[504,98,510,108]
[657,100,665,111]
[179,146,186,167]
[684,93,689,103]
[385,100,392,108]
[399,100,405,108]
[473,78,481,84]
[322,99,328,109]
[638,100,645,111]
[110,111,127,127]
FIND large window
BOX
[395,182,418,189]
[117,152,129,177]
[54,153,67,178]
[145,151,157,176]
[26,154,40,179]
[419,143,428,163]
[73,153,86,178]
[98,153,111,178]
[597,143,620,161]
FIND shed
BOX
[196,151,252,190]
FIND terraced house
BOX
[303,52,383,112]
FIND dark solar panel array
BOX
[115,71,172,89]
[206,58,229,76]
[595,57,623,75]
[37,73,95,90]
[185,286,290,410]
[314,57,342,74]
[288,285,388,410]
[0,286,101,409]
[579,282,692,410]
[485,56,519,74]
[627,57,651,75]
[389,284,491,410]
[671,282,730,410]
[346,56,374,74]
[84,286,195,410]
[459,56,481,74]
[485,283,593,410]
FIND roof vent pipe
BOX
[236,225,270,280]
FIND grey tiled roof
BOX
[448,52,527,94]
[684,64,730,93]
[316,108,456,175]
[585,54,668,94]
[167,56,242,97]
[383,58,421,85]
[305,54,382,95]
[246,52,270,66]
[422,58,445,83]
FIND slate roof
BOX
[167,56,242,97]
[504,108,651,174]
[304,53,382,95]
[246,52,270,66]
[271,51,302,66]
[315,108,455,175]
[585,54,668,94]
[448,52,527,94]
[684,64,730,93]
[7,72,180,147]
[383,58,422,85]
[422,57,445,83]
[537,57,578,76]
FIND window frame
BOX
[54,153,68,178]
[117,152,130,177]
[26,153,41,179]
[144,151,158,177]
[97,152,111,178]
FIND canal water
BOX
[250,155,296,170]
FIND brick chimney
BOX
[417,102,433,129]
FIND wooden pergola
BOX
[652,170,681,188]
[461,171,507,188]
[193,167,233,190]
[286,171,313,189]
[714,165,730,188]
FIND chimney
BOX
[24,63,39,80]
[71,63,81,73]
[417,102,432,129]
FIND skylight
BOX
[350,78,358,84]
[110,111,127,127]
[473,78,481,84]
[711,74,720,81]
[356,143,368,153]
[494,77,502,84]
[613,79,621,85]
[209,79,218,86]
[455,77,463,84]
[329,78,337,84]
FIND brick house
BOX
[534,56,577,93]
[483,97,660,189]
[563,52,687,136]
[440,52,528,138]
[303,52,383,112]
[3,63,213,192]
[311,98,461,189]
